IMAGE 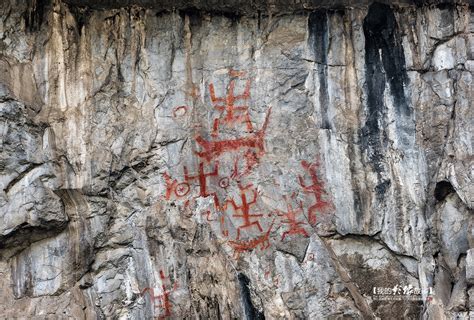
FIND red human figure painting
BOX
[140,270,176,319]
[183,161,221,208]
[158,270,172,319]
[298,160,334,225]
[276,195,309,241]
[223,183,264,240]
[209,71,253,136]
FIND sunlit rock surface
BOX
[0,0,472,318]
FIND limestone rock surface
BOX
[0,0,472,319]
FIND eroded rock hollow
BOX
[0,0,473,318]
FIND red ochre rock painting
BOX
[227,220,274,259]
[172,105,188,118]
[298,160,335,226]
[161,70,334,259]
[209,76,252,136]
[223,183,264,240]
[194,107,271,163]
[275,194,309,241]
[140,270,177,319]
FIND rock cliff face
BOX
[0,0,472,318]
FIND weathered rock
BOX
[0,0,472,319]
[467,249,474,285]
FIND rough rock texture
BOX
[0,0,472,319]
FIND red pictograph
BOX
[298,161,334,225]
[172,105,188,118]
[140,270,177,319]
[183,162,220,207]
[163,172,190,200]
[219,177,230,189]
[220,214,229,237]
[223,183,264,240]
[227,220,274,258]
[275,195,309,241]
[209,70,253,137]
[229,151,260,180]
[264,267,271,279]
[162,71,333,261]
[195,107,271,162]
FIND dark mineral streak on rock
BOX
[360,2,411,198]
[308,10,330,130]
[68,5,91,35]
[23,0,50,32]
[238,273,265,320]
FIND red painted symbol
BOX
[228,220,274,258]
[175,182,190,197]
[172,105,188,118]
[224,183,263,240]
[219,177,230,189]
[183,162,220,207]
[230,151,260,179]
[159,270,172,319]
[201,210,215,222]
[298,161,334,225]
[209,71,252,137]
[195,107,271,162]
[140,270,176,319]
[276,195,309,241]
[163,173,190,200]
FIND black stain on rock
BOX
[23,0,49,32]
[238,273,265,320]
[375,179,391,201]
[308,10,330,130]
[360,2,411,197]
[69,6,91,35]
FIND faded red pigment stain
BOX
[201,210,214,222]
[298,161,334,225]
[229,151,260,180]
[140,270,177,319]
[220,214,229,237]
[172,105,188,118]
[223,183,264,240]
[264,267,271,279]
[227,220,274,258]
[194,107,271,163]
[276,195,309,241]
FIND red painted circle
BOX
[219,177,230,189]
[175,182,190,197]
